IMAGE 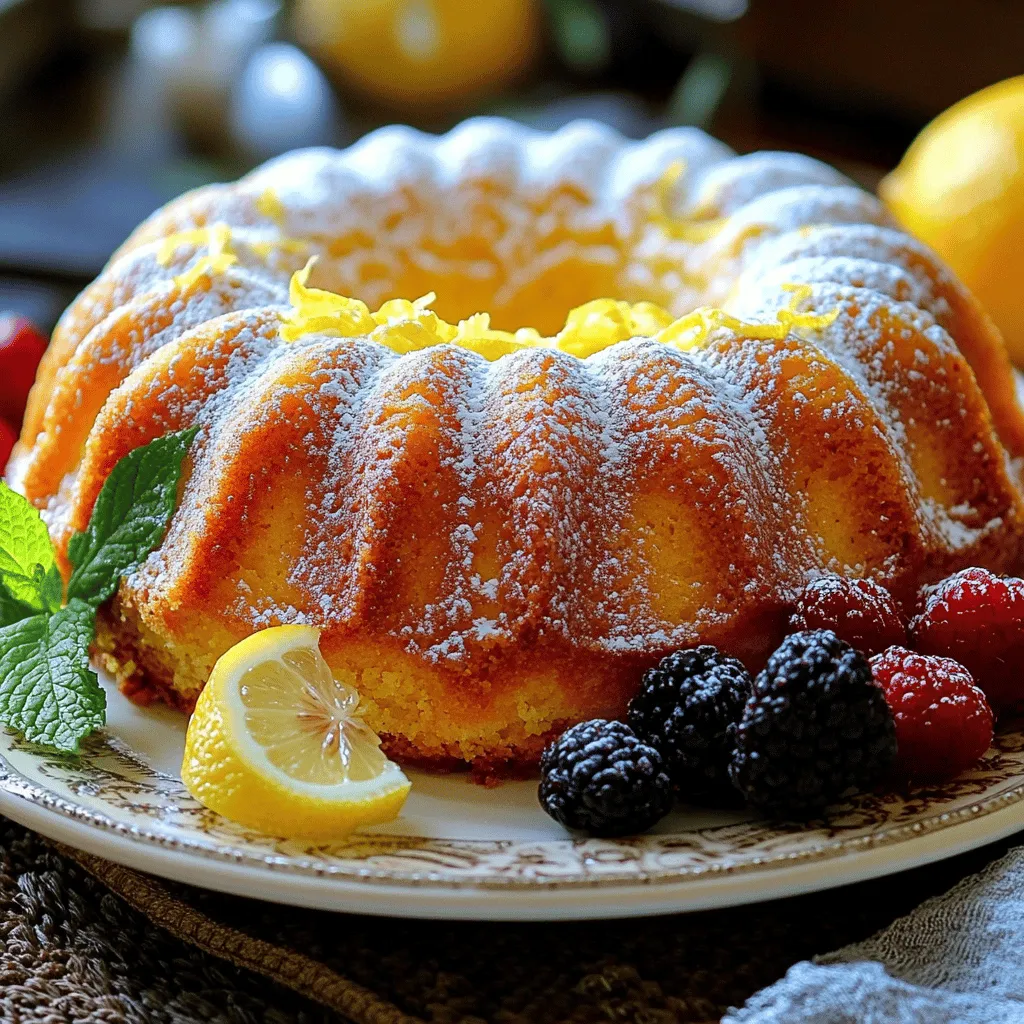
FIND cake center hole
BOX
[307,187,672,336]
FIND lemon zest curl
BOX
[279,260,838,360]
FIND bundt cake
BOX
[11,118,1024,773]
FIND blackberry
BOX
[539,720,673,837]
[627,646,752,805]
[729,630,897,819]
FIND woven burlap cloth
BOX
[0,816,1019,1024]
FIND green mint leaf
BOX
[0,481,61,616]
[66,427,198,607]
[0,428,196,753]
[0,563,60,626]
[0,584,42,627]
[0,598,104,753]
[40,564,64,614]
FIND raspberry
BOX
[0,419,15,470]
[790,574,906,656]
[0,314,47,425]
[870,647,993,782]
[910,567,1024,713]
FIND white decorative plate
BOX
[1,670,1023,920]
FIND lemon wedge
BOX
[181,625,410,840]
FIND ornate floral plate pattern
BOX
[1,675,1023,920]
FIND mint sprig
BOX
[0,481,63,621]
[67,427,198,606]
[0,601,105,752]
[0,427,197,752]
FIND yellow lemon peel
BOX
[279,260,678,357]
[656,284,839,352]
[157,221,308,287]
[651,160,727,243]
[250,237,310,260]
[156,224,239,292]
[255,187,287,225]
[279,260,838,361]
[156,225,226,265]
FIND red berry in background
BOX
[0,419,16,471]
[910,567,1024,713]
[0,314,47,426]
[789,574,907,656]
[871,646,993,782]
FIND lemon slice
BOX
[181,625,410,839]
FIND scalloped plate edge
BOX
[2,776,1023,920]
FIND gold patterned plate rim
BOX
[1,681,1024,919]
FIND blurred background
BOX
[1,0,1022,335]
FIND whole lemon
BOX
[294,0,542,113]
[881,76,1024,363]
